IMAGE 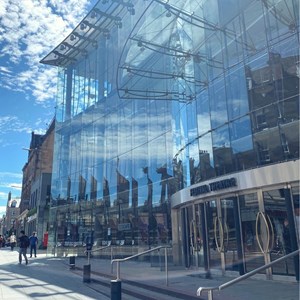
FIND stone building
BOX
[19,120,54,247]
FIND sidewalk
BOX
[0,247,109,300]
[0,246,299,300]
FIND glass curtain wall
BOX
[48,0,299,251]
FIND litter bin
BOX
[69,256,75,269]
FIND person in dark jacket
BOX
[18,230,29,265]
[282,218,292,254]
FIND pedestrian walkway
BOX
[0,247,109,300]
[0,246,299,300]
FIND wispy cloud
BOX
[0,115,33,136]
[7,183,22,190]
[0,0,93,104]
[0,172,22,203]
[0,66,12,74]
[0,171,22,182]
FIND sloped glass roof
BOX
[40,0,135,67]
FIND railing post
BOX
[110,246,114,274]
[165,247,168,286]
[111,260,122,300]
[87,250,91,265]
[116,261,120,281]
[208,290,214,300]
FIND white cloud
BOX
[0,0,93,104]
[0,172,22,183]
[0,66,12,74]
[7,183,22,190]
[0,115,33,135]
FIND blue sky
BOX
[0,0,98,215]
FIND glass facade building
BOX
[42,0,299,280]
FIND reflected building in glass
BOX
[42,0,299,280]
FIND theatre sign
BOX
[190,178,237,197]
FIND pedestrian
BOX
[18,230,29,265]
[10,233,17,251]
[29,232,38,258]
[282,218,291,254]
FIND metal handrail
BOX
[111,245,171,285]
[84,244,113,265]
[197,249,300,300]
[89,244,112,253]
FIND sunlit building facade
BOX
[42,0,299,280]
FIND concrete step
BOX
[72,267,201,300]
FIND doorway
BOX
[205,197,242,274]
[181,187,299,279]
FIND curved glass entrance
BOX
[180,187,299,279]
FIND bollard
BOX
[69,256,75,269]
[83,264,91,283]
[111,279,121,300]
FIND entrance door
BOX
[181,206,193,268]
[262,188,297,277]
[181,204,207,270]
[206,200,222,271]
[206,197,242,274]
[239,193,266,273]
[181,187,298,278]
[240,188,298,278]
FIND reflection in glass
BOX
[47,0,299,258]
[263,189,296,276]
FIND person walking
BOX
[18,230,29,265]
[0,235,3,248]
[29,232,38,258]
[10,233,17,251]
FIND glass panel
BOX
[263,189,296,276]
[210,79,228,128]
[279,119,299,162]
[206,200,222,270]
[195,204,205,268]
[220,197,240,271]
[243,2,266,52]
[181,206,194,268]
[291,185,300,243]
[230,118,256,171]
[196,90,215,182]
[239,193,265,273]
[212,126,234,176]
